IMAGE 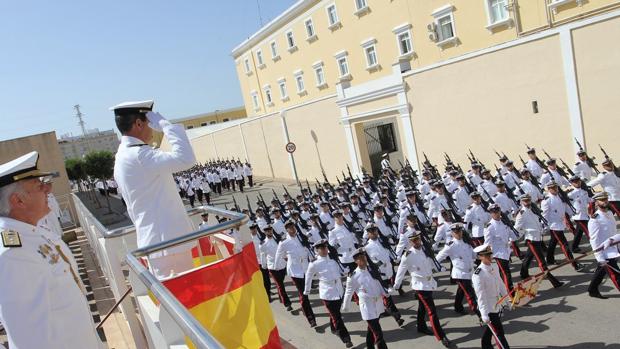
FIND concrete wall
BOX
[405,35,575,169]
[572,15,620,160]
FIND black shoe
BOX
[396,318,405,326]
[310,320,317,328]
[589,291,608,299]
[441,337,457,348]
[417,327,434,336]
[454,308,467,315]
[286,305,293,311]
[553,281,565,289]
[520,273,530,279]
[345,341,353,348]
[575,263,585,272]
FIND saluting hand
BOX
[146,111,167,131]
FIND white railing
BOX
[72,193,248,349]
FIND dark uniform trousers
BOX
[572,219,590,251]
[248,175,254,187]
[216,182,222,194]
[546,230,578,269]
[196,189,203,203]
[222,178,229,190]
[365,318,388,349]
[454,279,478,313]
[522,240,562,287]
[260,267,272,301]
[416,290,447,341]
[482,312,510,349]
[291,277,316,325]
[588,258,620,293]
[237,179,244,192]
[231,178,236,191]
[321,299,351,343]
[494,258,513,292]
[187,194,195,208]
[269,269,291,307]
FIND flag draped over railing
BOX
[164,243,281,349]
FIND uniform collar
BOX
[121,135,147,146]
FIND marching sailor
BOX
[587,192,620,299]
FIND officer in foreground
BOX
[472,243,510,349]
[0,152,101,348]
[112,100,197,279]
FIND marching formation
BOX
[225,144,620,349]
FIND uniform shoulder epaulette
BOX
[405,250,412,257]
[591,213,599,218]
[519,209,524,214]
[493,193,498,197]
[467,205,473,210]
[484,222,491,228]
[575,162,579,166]
[127,143,148,148]
[447,241,454,246]
[602,171,607,174]
[1,230,22,248]
[474,268,481,275]
[437,223,444,227]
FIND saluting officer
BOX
[275,220,317,327]
[394,232,455,348]
[304,239,353,348]
[112,100,196,279]
[587,192,620,299]
[0,152,101,348]
[341,248,389,349]
[472,244,511,349]
[435,223,479,315]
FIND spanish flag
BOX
[163,243,281,349]
[190,236,235,267]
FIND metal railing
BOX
[72,193,248,349]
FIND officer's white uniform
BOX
[394,247,438,291]
[478,180,498,201]
[541,194,572,231]
[514,207,543,241]
[493,192,518,214]
[320,211,335,230]
[567,187,591,221]
[433,222,454,247]
[260,237,286,271]
[341,268,386,320]
[428,193,448,219]
[526,159,544,179]
[436,239,476,279]
[573,160,593,181]
[588,172,620,201]
[588,209,620,262]
[329,223,358,265]
[514,179,543,202]
[0,217,101,349]
[541,170,570,188]
[472,262,508,323]
[365,238,393,280]
[275,236,311,278]
[38,192,63,238]
[113,102,196,278]
[464,203,491,238]
[484,219,513,260]
[453,186,471,216]
[304,256,344,299]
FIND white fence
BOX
[72,193,247,349]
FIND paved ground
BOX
[208,178,620,349]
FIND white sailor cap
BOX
[0,151,53,188]
[109,100,154,113]
[474,243,493,255]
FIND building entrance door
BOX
[363,121,398,177]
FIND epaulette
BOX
[1,230,22,248]
[519,209,524,214]
[438,223,444,227]
[591,213,599,218]
[127,143,148,148]
[447,241,454,246]
[575,162,579,166]
[405,250,412,257]
[467,205,473,210]
[484,222,491,228]
[474,268,482,275]
[602,171,607,174]
[493,193,498,197]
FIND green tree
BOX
[65,158,86,192]
[83,151,115,213]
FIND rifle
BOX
[599,144,620,177]
[282,185,300,211]
[347,164,354,182]
[519,155,527,167]
[494,149,503,159]
[559,158,575,177]
[246,196,255,219]
[574,138,599,175]
[306,179,313,195]
[469,149,486,171]
[232,196,240,212]
[322,169,330,185]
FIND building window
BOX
[294,70,306,95]
[354,0,369,15]
[305,18,317,42]
[393,23,413,58]
[270,41,280,60]
[263,84,274,106]
[326,3,340,29]
[361,38,378,70]
[251,90,260,111]
[286,30,297,52]
[312,61,327,88]
[256,49,265,68]
[223,118,229,122]
[200,122,208,126]
[432,5,457,47]
[377,124,397,153]
[334,50,351,81]
[277,78,289,101]
[210,121,216,125]
[243,57,252,75]
[548,0,584,14]
[485,0,513,30]
[187,125,194,129]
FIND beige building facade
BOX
[167,0,620,182]
[151,106,247,147]
[58,129,120,160]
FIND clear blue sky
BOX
[0,0,296,141]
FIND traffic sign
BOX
[285,142,296,153]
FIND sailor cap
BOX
[0,151,53,188]
[474,243,493,255]
[592,192,609,201]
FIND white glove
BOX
[603,237,615,250]
[482,316,490,324]
[432,242,440,251]
[387,287,394,294]
[146,111,167,132]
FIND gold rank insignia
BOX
[1,230,22,247]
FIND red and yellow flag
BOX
[190,237,219,267]
[164,243,281,349]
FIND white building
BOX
[58,129,120,160]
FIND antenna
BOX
[74,104,87,136]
